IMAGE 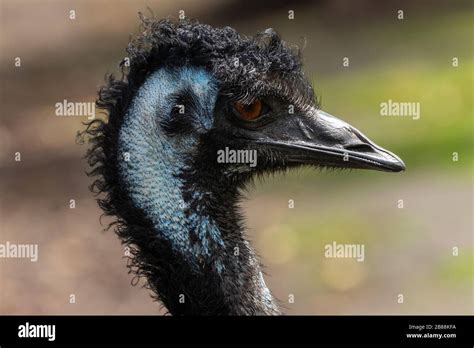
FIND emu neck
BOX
[117,67,279,315]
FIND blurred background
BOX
[0,0,472,315]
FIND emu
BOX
[81,16,405,315]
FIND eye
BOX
[233,99,265,121]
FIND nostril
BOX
[343,143,375,153]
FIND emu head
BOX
[84,17,405,315]
[115,19,404,185]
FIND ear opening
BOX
[160,87,200,136]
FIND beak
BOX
[257,108,405,172]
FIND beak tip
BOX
[393,162,406,172]
[385,154,406,172]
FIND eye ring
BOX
[233,99,264,121]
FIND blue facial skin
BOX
[118,67,225,268]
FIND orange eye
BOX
[234,99,263,120]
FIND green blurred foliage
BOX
[318,11,473,172]
[437,248,473,286]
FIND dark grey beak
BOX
[258,108,405,172]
